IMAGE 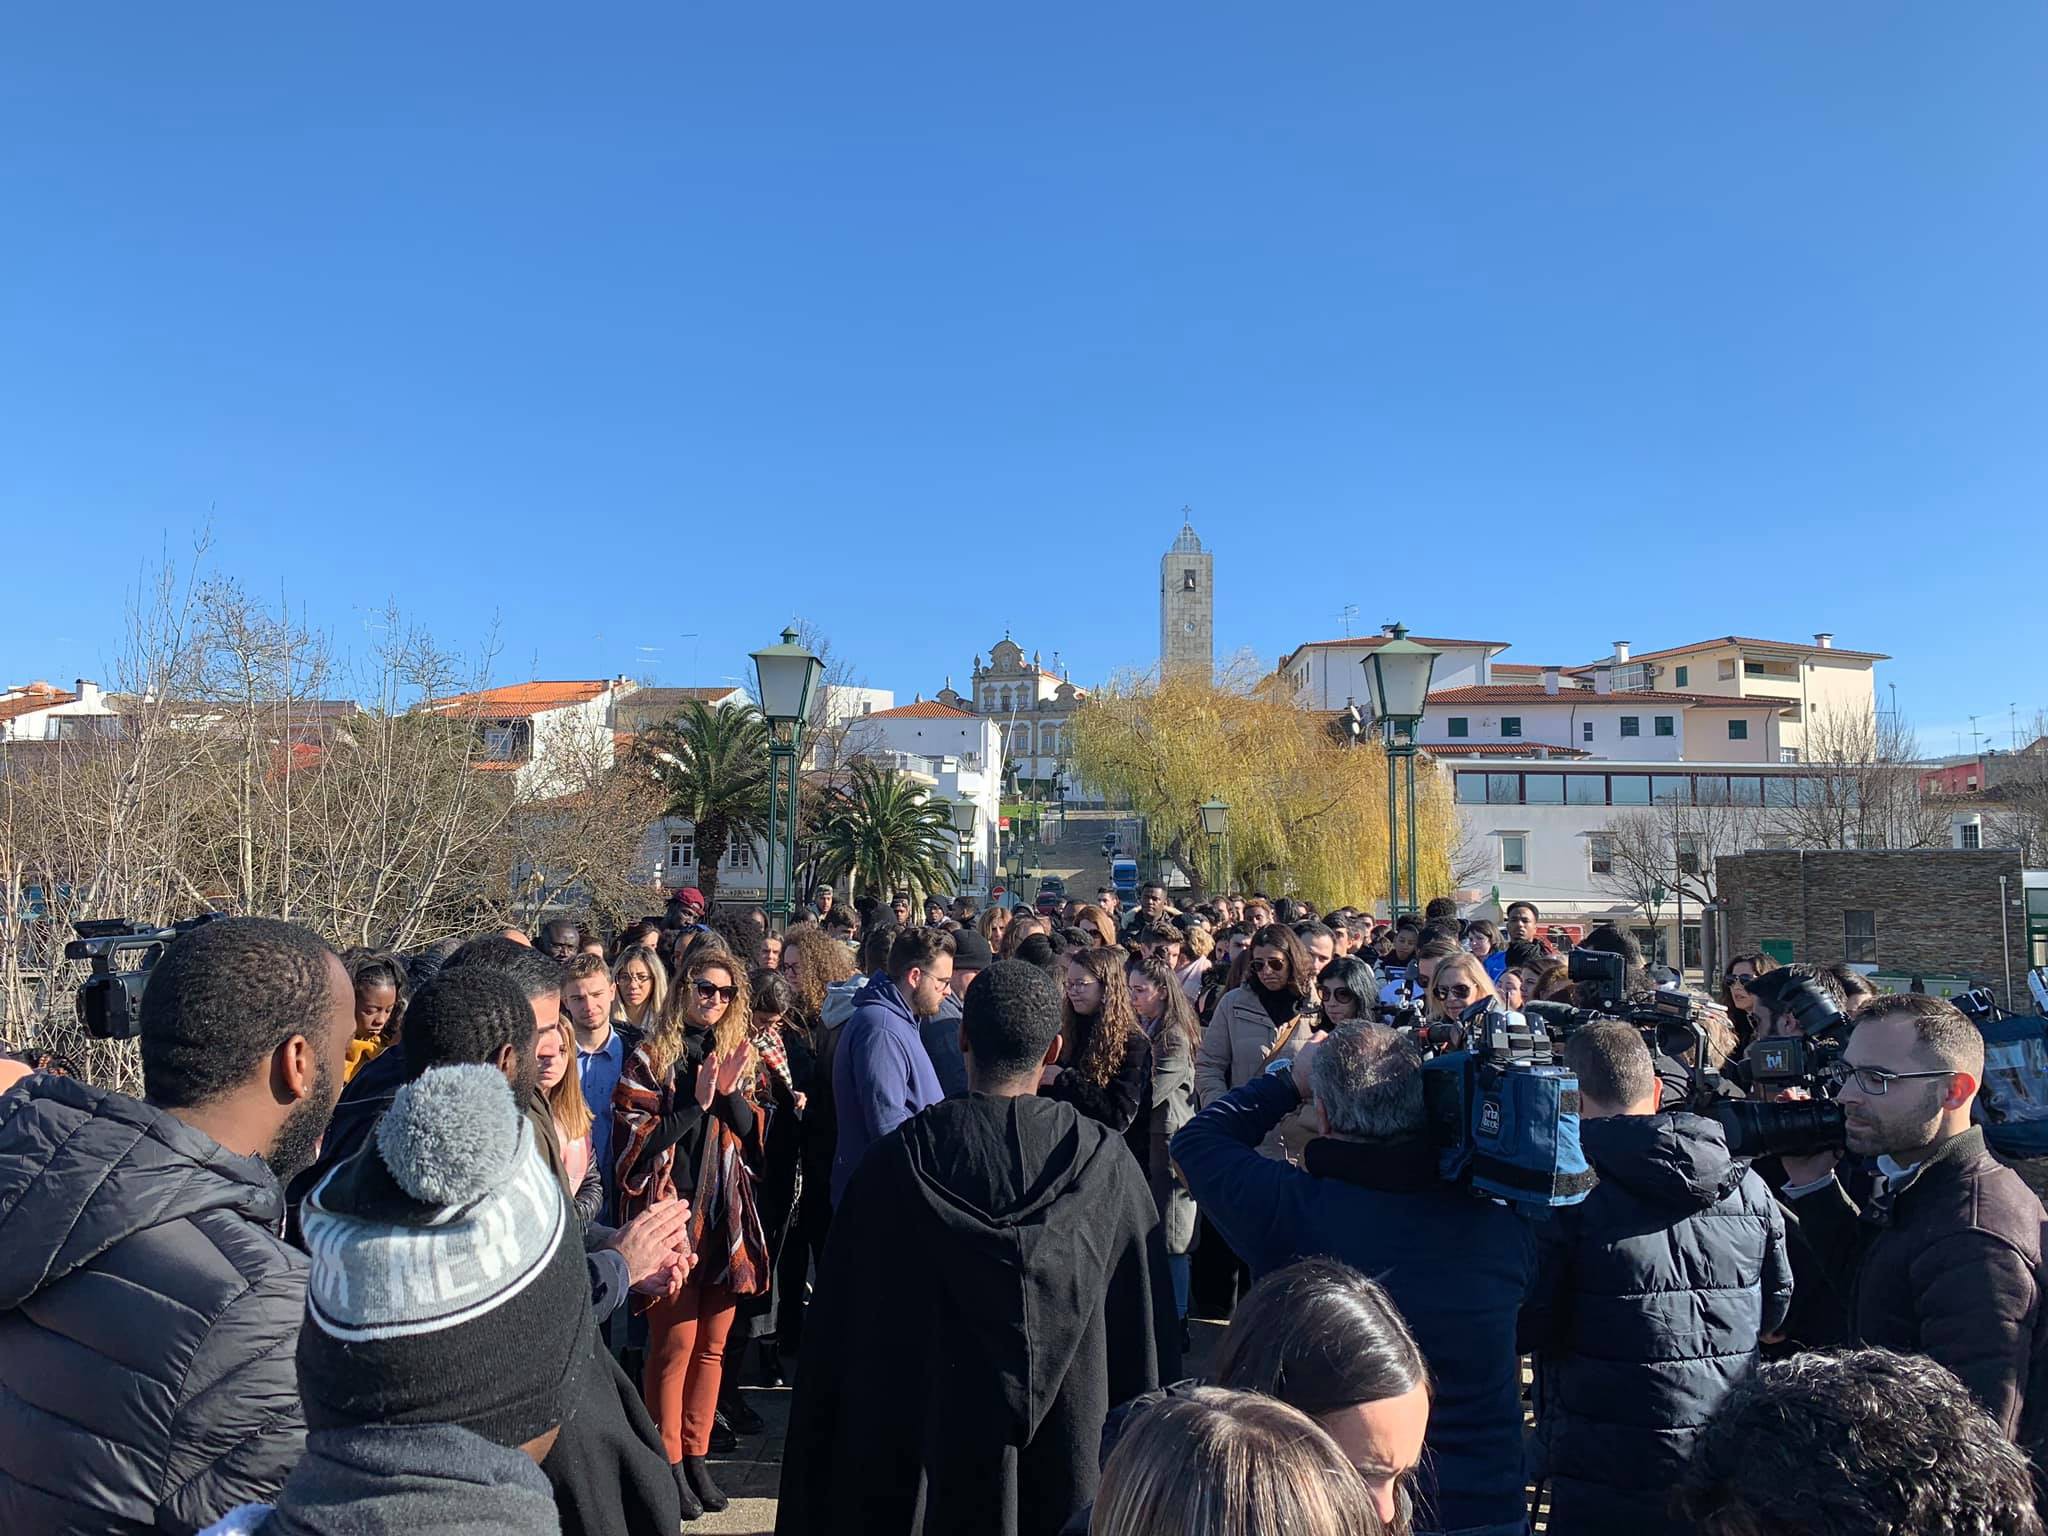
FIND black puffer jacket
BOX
[0,1076,306,1535]
[1520,1112,1791,1536]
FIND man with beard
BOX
[0,917,354,1535]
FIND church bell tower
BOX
[1160,516,1213,680]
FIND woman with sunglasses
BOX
[1317,956,1380,1027]
[1721,953,1780,1055]
[1427,953,1499,1026]
[1126,953,1202,1336]
[614,942,769,1520]
[1194,924,1318,1161]
[1043,945,1153,1134]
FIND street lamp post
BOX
[950,798,980,892]
[1361,625,1441,920]
[1198,799,1230,895]
[750,626,823,933]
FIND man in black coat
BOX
[1777,994,2048,1458]
[1520,1023,1791,1536]
[778,960,1179,1536]
[0,918,357,1536]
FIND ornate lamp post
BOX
[1361,625,1441,920]
[750,627,823,932]
[1198,799,1230,895]
[950,798,980,891]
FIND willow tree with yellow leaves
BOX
[1068,661,1464,912]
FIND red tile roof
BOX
[865,700,979,720]
[423,681,610,717]
[1424,743,1593,759]
[1426,685,1792,708]
[1574,636,1890,666]
[0,683,77,723]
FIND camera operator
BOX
[1736,964,1861,1352]
[1775,993,2048,1448]
[1173,1024,1536,1536]
[0,918,356,1535]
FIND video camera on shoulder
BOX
[1421,997,1593,1210]
[66,915,221,1040]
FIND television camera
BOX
[66,915,221,1041]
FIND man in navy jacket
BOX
[831,927,955,1206]
[1173,1023,1535,1536]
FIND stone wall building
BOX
[1159,520,1213,680]
[1718,847,2027,993]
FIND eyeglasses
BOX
[1254,957,1290,975]
[1835,1064,1954,1097]
[693,980,738,1003]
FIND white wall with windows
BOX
[1453,759,1822,959]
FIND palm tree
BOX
[816,760,957,905]
[633,701,769,903]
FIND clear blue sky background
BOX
[3,5,2043,754]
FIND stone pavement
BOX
[695,1380,789,1535]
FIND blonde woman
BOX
[1090,1386,1381,1536]
[612,945,667,1033]
[540,1015,602,1223]
[614,942,768,1518]
[1427,952,1499,1022]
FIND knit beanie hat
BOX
[297,1063,587,1448]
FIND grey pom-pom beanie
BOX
[297,1063,586,1447]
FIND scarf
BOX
[690,1093,770,1296]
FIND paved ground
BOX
[693,1380,787,1535]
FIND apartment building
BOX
[1564,635,1885,758]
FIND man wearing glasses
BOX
[1778,995,2048,1446]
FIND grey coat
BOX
[1141,1019,1198,1254]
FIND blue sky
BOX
[3,5,2042,752]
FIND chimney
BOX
[1612,641,1631,665]
[76,679,102,707]
[1814,633,1834,649]
[1593,665,1613,696]
[1543,667,1560,696]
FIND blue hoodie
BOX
[830,973,942,1206]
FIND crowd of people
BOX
[2,876,2047,1536]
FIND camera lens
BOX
[1712,1097,1847,1160]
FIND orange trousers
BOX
[642,1276,738,1461]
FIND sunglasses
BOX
[1726,972,1755,984]
[1254,956,1290,974]
[1433,985,1478,1002]
[693,980,738,1003]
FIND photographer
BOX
[1776,993,2048,1448]
[1173,1023,1536,1536]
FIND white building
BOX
[841,700,1005,889]
[1448,754,1820,969]
[1278,632,1508,712]
[1419,673,1792,764]
[0,679,120,741]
